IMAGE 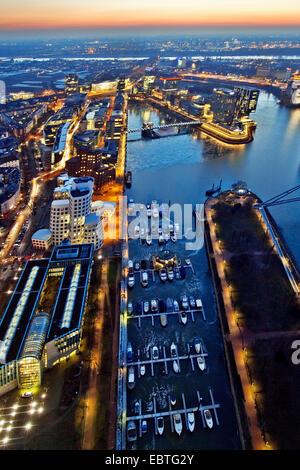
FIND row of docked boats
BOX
[127,339,206,388]
[127,296,203,316]
[127,404,214,442]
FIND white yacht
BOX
[173,413,183,436]
[157,417,164,435]
[197,356,206,371]
[187,412,195,432]
[127,366,135,390]
[170,342,178,358]
[152,346,159,360]
[194,338,201,354]
[204,409,213,429]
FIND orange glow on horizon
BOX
[0,6,300,30]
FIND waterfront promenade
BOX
[205,197,266,450]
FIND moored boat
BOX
[157,417,164,435]
[152,346,159,360]
[194,338,201,354]
[170,342,178,358]
[159,268,167,281]
[127,421,137,442]
[173,360,179,373]
[125,171,132,188]
[160,314,167,327]
[170,394,176,406]
[173,413,183,436]
[142,420,147,434]
[127,366,135,390]
[179,312,187,325]
[140,364,146,376]
[204,409,213,429]
[143,301,150,314]
[187,412,195,432]
[167,267,174,281]
[127,342,133,362]
[197,355,206,371]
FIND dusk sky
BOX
[1,0,300,31]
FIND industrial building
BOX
[0,244,93,395]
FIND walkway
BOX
[205,198,265,450]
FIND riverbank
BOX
[205,188,300,449]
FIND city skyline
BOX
[1,0,300,32]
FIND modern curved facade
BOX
[49,174,103,250]
[17,312,50,389]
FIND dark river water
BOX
[124,93,300,450]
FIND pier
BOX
[130,308,206,323]
[126,389,221,433]
[127,351,207,368]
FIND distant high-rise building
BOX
[143,75,156,94]
[210,88,238,124]
[281,72,300,107]
[177,57,186,69]
[117,77,126,92]
[233,87,260,118]
[65,73,78,94]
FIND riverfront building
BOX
[210,88,239,124]
[281,72,300,107]
[0,244,93,395]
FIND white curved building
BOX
[83,213,103,250]
[47,174,103,250]
[31,228,53,251]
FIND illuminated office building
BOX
[210,88,238,124]
[65,73,79,94]
[0,244,93,395]
[233,87,260,118]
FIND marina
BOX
[116,98,300,450]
